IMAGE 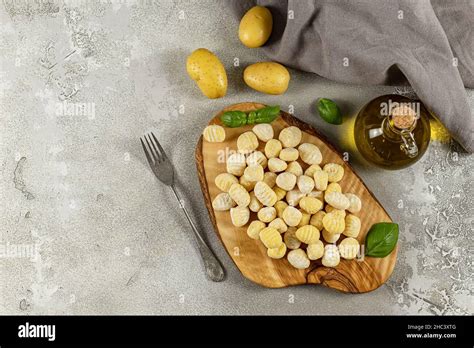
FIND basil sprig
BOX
[220,105,280,128]
[365,222,399,257]
[317,98,343,125]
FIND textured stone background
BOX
[0,0,472,315]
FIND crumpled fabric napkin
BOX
[231,0,474,152]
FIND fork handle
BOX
[170,185,225,282]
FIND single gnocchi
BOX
[343,214,361,238]
[267,242,287,259]
[298,143,322,165]
[287,249,310,269]
[322,244,340,267]
[249,191,263,212]
[295,225,320,244]
[212,192,236,211]
[285,189,305,206]
[268,217,288,233]
[284,227,301,250]
[279,148,299,161]
[322,211,345,234]
[286,161,303,176]
[313,170,328,191]
[299,196,323,214]
[239,175,256,191]
[246,151,268,168]
[274,201,288,218]
[310,210,326,230]
[297,211,311,227]
[254,181,277,207]
[282,206,302,227]
[324,191,350,210]
[345,193,362,214]
[268,158,287,172]
[262,171,277,188]
[273,186,287,201]
[215,173,238,192]
[259,227,282,248]
[258,206,277,223]
[338,237,360,260]
[237,131,259,153]
[247,220,265,239]
[322,229,341,243]
[243,164,264,182]
[304,164,322,177]
[229,183,251,207]
[264,139,282,158]
[323,163,344,183]
[203,125,226,142]
[252,123,274,142]
[306,240,324,260]
[279,126,302,148]
[276,172,297,191]
[226,153,246,176]
[297,175,314,194]
[230,206,250,227]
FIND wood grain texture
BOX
[195,102,397,293]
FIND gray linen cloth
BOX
[231,0,474,152]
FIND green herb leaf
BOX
[220,111,247,128]
[254,105,280,124]
[317,98,343,125]
[365,222,399,257]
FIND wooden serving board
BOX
[195,102,397,293]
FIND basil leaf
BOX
[220,111,247,128]
[317,98,343,125]
[255,105,280,124]
[365,222,399,258]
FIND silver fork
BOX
[140,132,225,282]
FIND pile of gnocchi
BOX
[204,122,363,269]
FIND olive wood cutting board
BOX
[195,102,397,293]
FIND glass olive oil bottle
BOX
[354,94,431,169]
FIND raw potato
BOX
[324,191,350,210]
[284,227,301,249]
[324,163,344,183]
[226,153,246,176]
[259,227,282,248]
[299,196,323,214]
[243,164,264,182]
[253,124,274,142]
[258,207,277,223]
[322,244,340,267]
[212,193,236,211]
[269,218,288,233]
[279,126,301,148]
[338,237,360,260]
[307,240,324,260]
[244,62,290,95]
[186,48,227,99]
[298,143,322,165]
[239,6,273,48]
[279,148,299,162]
[322,230,341,243]
[268,158,287,172]
[247,220,265,240]
[276,172,296,191]
[230,206,250,227]
[295,225,320,244]
[237,131,259,153]
[286,161,303,176]
[297,175,314,194]
[287,249,310,269]
[264,139,282,158]
[267,242,287,259]
[215,173,238,192]
[343,214,361,238]
[254,181,277,207]
[228,183,250,207]
[203,125,226,142]
[282,206,302,227]
[246,151,268,168]
[345,193,362,213]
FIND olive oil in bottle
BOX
[354,94,431,169]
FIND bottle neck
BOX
[382,116,419,158]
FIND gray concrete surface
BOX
[0,0,472,315]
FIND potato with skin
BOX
[244,62,290,95]
[239,6,273,48]
[186,48,227,99]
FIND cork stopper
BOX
[390,104,417,129]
